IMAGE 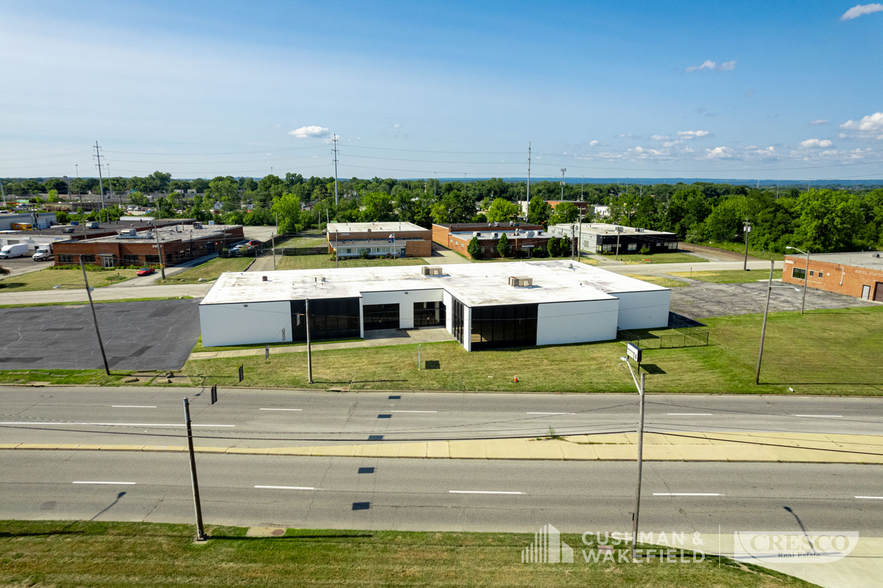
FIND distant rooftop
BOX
[550,223,676,237]
[80,223,240,244]
[449,229,550,241]
[201,260,667,308]
[787,251,883,271]
[327,222,427,233]
[436,222,544,232]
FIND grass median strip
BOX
[669,269,783,283]
[0,520,813,588]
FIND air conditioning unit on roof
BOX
[422,266,444,276]
[508,276,533,287]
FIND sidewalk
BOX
[0,283,211,305]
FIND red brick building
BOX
[432,222,550,260]
[53,224,244,268]
[782,251,883,302]
[326,222,432,258]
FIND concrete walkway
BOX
[0,283,211,305]
[423,243,471,264]
[191,327,456,359]
[4,431,881,463]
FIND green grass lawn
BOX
[0,369,133,387]
[622,274,688,288]
[0,521,812,588]
[0,296,193,309]
[274,231,328,248]
[695,241,785,261]
[277,254,427,271]
[184,306,883,396]
[0,268,140,292]
[596,252,708,264]
[160,257,253,284]
[191,334,363,353]
[670,269,783,283]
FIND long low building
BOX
[549,223,678,255]
[199,260,671,350]
[326,221,431,258]
[432,222,549,259]
[782,251,883,301]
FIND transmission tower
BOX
[93,141,105,214]
[332,134,339,206]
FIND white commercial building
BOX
[199,260,671,350]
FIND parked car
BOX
[136,267,155,276]
[62,226,76,233]
[247,240,262,246]
[0,243,29,259]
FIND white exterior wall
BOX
[463,305,472,351]
[536,300,619,346]
[443,290,454,333]
[200,301,293,347]
[613,290,671,330]
[360,289,443,329]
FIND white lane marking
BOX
[653,493,723,496]
[259,408,303,411]
[793,415,843,418]
[390,410,438,413]
[667,413,712,416]
[255,485,315,491]
[449,490,524,495]
[0,421,234,428]
[73,481,136,485]
[112,405,157,409]
[855,496,883,500]
[526,412,576,415]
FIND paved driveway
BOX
[0,299,201,370]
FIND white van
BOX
[0,243,29,259]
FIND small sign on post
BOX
[238,365,244,383]
[626,342,642,363]
[265,344,270,361]
[210,384,218,404]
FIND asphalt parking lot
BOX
[670,280,879,319]
[0,255,47,277]
[0,298,201,370]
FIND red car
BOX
[247,240,262,246]
[136,267,155,276]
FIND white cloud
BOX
[288,125,330,138]
[678,130,710,139]
[589,140,599,146]
[841,3,883,20]
[685,60,736,72]
[393,123,400,128]
[840,112,883,134]
[808,119,829,126]
[706,146,733,159]
[663,140,681,148]
[800,138,833,148]
[650,134,669,140]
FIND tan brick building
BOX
[326,222,431,258]
[782,251,883,302]
[432,222,549,260]
[53,223,244,268]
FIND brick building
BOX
[326,222,431,258]
[53,223,244,268]
[432,222,549,260]
[548,223,678,255]
[782,251,883,302]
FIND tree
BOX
[486,198,518,223]
[271,193,302,234]
[47,189,59,203]
[528,195,551,225]
[361,192,395,222]
[467,236,482,259]
[551,201,579,224]
[496,233,510,257]
[129,191,149,207]
[44,178,68,194]
[559,236,571,257]
[56,211,70,224]
[547,237,561,257]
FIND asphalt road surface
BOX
[0,299,200,370]
[1,451,880,537]
[1,386,881,447]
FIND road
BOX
[1,386,881,447]
[2,450,880,536]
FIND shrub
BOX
[640,246,650,255]
[467,236,481,259]
[360,249,370,259]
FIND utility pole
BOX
[580,176,584,201]
[80,258,110,375]
[526,142,531,208]
[632,371,646,561]
[273,212,278,270]
[560,168,566,200]
[332,134,339,207]
[151,222,166,280]
[182,398,206,541]
[107,164,114,212]
[0,177,5,207]
[571,224,576,260]
[742,218,751,271]
[577,214,582,264]
[305,299,313,384]
[755,260,775,385]
[93,141,105,218]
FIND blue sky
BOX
[1,0,882,181]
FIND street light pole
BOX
[742,218,751,271]
[183,397,206,541]
[755,260,775,385]
[786,246,810,314]
[80,258,110,375]
[150,222,166,280]
[620,356,645,561]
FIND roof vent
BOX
[508,276,533,288]
[875,253,881,258]
[421,266,444,276]
[262,276,268,282]
[527,231,535,238]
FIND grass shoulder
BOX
[159,257,252,284]
[0,296,194,309]
[622,274,688,288]
[0,369,134,386]
[0,520,813,588]
[191,334,364,353]
[695,241,785,261]
[277,254,426,271]
[597,252,708,264]
[670,269,783,283]
[0,268,141,292]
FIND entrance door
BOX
[414,301,445,327]
[874,283,883,302]
[101,255,114,268]
[862,285,871,300]
[363,303,400,330]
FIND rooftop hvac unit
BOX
[421,266,444,276]
[526,231,535,238]
[118,229,138,237]
[473,232,480,237]
[508,276,533,288]
[493,232,498,238]
[194,222,203,229]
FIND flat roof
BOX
[331,239,419,248]
[201,260,667,308]
[327,222,427,233]
[4,218,195,238]
[787,251,883,271]
[449,230,551,241]
[79,224,240,244]
[550,223,677,237]
[435,222,544,231]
